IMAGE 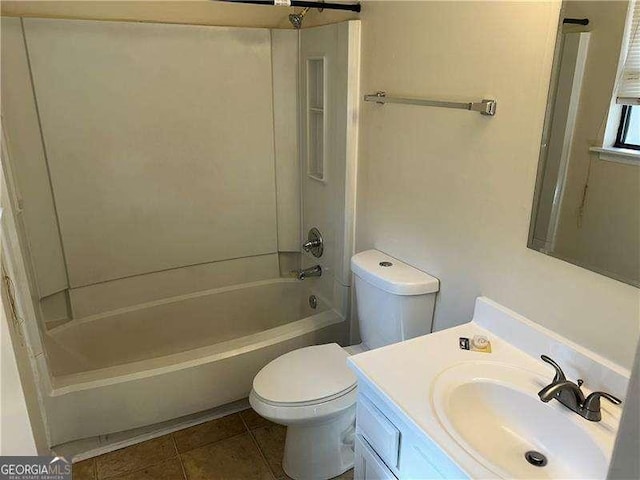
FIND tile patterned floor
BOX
[72,408,354,480]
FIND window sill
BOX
[589,146,640,166]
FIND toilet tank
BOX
[351,250,439,350]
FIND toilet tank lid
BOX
[351,250,439,295]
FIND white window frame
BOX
[594,0,640,165]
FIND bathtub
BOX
[40,278,348,445]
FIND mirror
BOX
[529,1,640,287]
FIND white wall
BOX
[0,295,38,455]
[0,140,49,453]
[356,1,639,368]
[0,163,35,454]
[1,18,302,318]
[608,339,640,479]
[2,18,303,323]
[0,0,298,29]
[0,6,313,317]
[0,17,68,298]
[273,29,301,252]
[23,19,279,287]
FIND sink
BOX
[431,362,608,479]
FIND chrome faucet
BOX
[302,228,323,258]
[537,355,622,422]
[296,265,322,280]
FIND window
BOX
[614,1,640,150]
[615,105,640,149]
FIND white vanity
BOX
[347,297,629,479]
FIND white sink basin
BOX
[432,362,608,479]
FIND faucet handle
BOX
[583,391,622,411]
[541,355,567,383]
[302,228,323,258]
[581,391,622,421]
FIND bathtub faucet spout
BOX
[296,265,322,280]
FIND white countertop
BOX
[347,297,628,478]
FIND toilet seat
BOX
[252,343,357,407]
[252,384,357,408]
[250,385,358,426]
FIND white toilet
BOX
[249,249,439,480]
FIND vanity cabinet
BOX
[348,297,627,480]
[353,384,466,480]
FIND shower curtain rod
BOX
[217,0,362,13]
[563,18,589,26]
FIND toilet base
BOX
[282,405,356,480]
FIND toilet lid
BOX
[253,343,357,405]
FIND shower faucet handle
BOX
[302,228,323,258]
[303,239,321,251]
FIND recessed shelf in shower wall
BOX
[307,57,325,182]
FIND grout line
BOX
[90,411,259,480]
[99,456,181,480]
[175,429,250,457]
[241,414,278,480]
[238,410,250,433]
[171,412,250,456]
[169,431,179,457]
[92,434,180,480]
[171,434,189,480]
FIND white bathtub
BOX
[40,278,347,445]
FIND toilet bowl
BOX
[250,250,439,480]
[250,343,357,480]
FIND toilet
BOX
[249,249,439,480]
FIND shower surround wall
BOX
[299,22,360,320]
[3,18,301,321]
[2,16,360,446]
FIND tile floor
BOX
[72,408,354,480]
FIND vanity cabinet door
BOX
[355,435,398,480]
[357,396,401,468]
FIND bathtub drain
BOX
[309,295,318,309]
[524,451,547,467]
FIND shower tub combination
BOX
[3,15,359,448]
[40,278,347,445]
